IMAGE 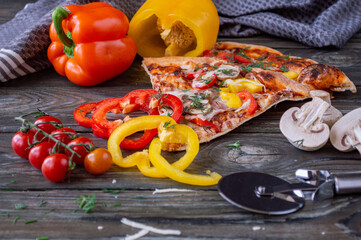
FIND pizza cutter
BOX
[295,169,361,201]
[217,172,317,215]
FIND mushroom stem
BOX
[295,97,330,131]
[353,124,361,154]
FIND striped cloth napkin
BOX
[0,0,360,83]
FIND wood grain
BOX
[1,2,361,239]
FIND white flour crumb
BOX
[98,226,103,230]
[112,179,117,184]
[252,226,261,231]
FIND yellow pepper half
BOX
[220,91,243,108]
[224,78,265,94]
[128,0,219,57]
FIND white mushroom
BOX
[304,90,343,127]
[215,64,241,80]
[330,107,361,154]
[280,97,330,151]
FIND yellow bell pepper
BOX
[149,138,222,186]
[225,78,265,94]
[137,122,199,178]
[282,70,298,79]
[128,0,219,57]
[108,115,176,168]
[220,91,243,108]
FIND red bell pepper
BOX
[154,93,183,123]
[73,102,98,128]
[191,118,220,133]
[237,90,258,115]
[48,2,136,86]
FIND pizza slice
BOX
[142,42,356,150]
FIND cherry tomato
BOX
[49,127,77,151]
[65,137,94,165]
[11,130,35,159]
[84,148,112,175]
[41,153,70,182]
[28,142,55,169]
[34,116,63,140]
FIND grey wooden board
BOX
[1,1,361,239]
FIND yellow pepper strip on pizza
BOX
[142,42,356,151]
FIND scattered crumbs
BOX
[152,188,196,195]
[13,216,20,224]
[15,203,27,210]
[98,226,104,230]
[252,226,261,231]
[321,232,326,235]
[112,179,117,184]
[114,196,118,199]
[25,219,37,224]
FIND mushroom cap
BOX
[280,107,330,151]
[330,107,361,152]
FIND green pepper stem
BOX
[52,6,73,48]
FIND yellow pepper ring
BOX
[137,123,199,178]
[149,138,222,186]
[108,115,176,168]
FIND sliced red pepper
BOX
[237,90,258,115]
[156,94,183,123]
[192,72,216,90]
[186,68,205,80]
[191,118,220,133]
[233,54,251,64]
[73,102,98,128]
[216,51,233,60]
[91,122,109,139]
[202,49,214,57]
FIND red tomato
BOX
[49,128,77,151]
[41,153,70,182]
[11,130,35,159]
[84,148,113,175]
[186,69,205,80]
[34,116,63,141]
[65,137,94,165]
[216,51,233,60]
[233,54,251,64]
[192,72,216,90]
[28,142,55,169]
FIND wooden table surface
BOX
[1,1,361,240]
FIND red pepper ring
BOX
[157,94,183,123]
[73,102,98,128]
[191,118,221,133]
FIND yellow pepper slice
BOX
[137,122,199,178]
[220,91,243,108]
[128,0,219,57]
[108,115,176,168]
[225,78,265,94]
[149,138,222,186]
[282,70,298,79]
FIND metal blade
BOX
[312,181,335,201]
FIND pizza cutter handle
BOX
[334,173,361,195]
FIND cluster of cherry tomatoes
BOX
[11,113,113,182]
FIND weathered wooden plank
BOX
[0,190,360,239]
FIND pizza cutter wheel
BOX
[217,172,315,215]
